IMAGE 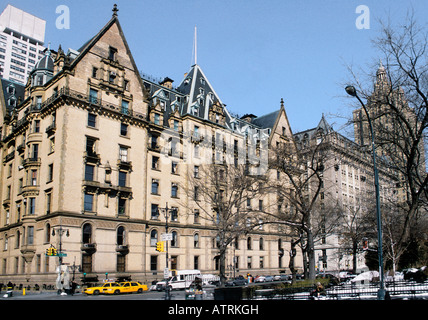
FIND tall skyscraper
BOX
[0,4,46,84]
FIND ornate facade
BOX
[0,7,299,286]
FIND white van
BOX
[156,270,201,291]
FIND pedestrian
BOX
[311,282,326,298]
[70,281,77,295]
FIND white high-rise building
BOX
[0,4,46,84]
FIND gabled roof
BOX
[0,78,25,117]
[176,64,224,120]
[294,114,333,140]
[252,110,280,129]
[68,7,145,95]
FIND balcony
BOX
[116,245,129,255]
[16,142,25,153]
[3,151,15,163]
[45,123,56,135]
[20,245,36,262]
[84,151,101,164]
[22,184,40,197]
[117,159,132,170]
[191,132,204,144]
[23,157,41,168]
[81,243,97,254]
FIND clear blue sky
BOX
[5,0,428,136]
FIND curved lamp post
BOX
[345,85,386,300]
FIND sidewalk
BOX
[1,289,82,298]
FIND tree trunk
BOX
[219,246,227,286]
[307,230,316,280]
[352,240,358,274]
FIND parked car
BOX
[279,274,291,281]
[117,281,148,294]
[101,282,124,295]
[225,276,247,286]
[255,276,266,283]
[273,275,290,281]
[264,275,274,282]
[83,282,121,295]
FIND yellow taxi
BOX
[117,281,148,294]
[83,282,121,295]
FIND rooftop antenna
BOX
[192,25,197,66]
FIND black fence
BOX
[243,280,428,300]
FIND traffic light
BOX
[46,246,58,256]
[156,241,165,252]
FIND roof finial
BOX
[112,4,119,17]
[46,41,51,56]
[280,98,284,107]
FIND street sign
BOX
[161,233,173,241]
[164,268,169,279]
[45,253,67,257]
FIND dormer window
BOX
[191,105,199,116]
[7,85,15,95]
[8,98,16,108]
[92,67,98,78]
[154,113,160,125]
[109,46,117,61]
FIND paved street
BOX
[1,288,214,300]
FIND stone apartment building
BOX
[352,62,426,204]
[0,6,299,286]
[294,114,398,273]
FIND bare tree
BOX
[347,12,428,268]
[182,162,267,285]
[339,199,377,273]
[267,133,342,281]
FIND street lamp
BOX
[52,225,70,266]
[345,85,386,300]
[157,203,176,300]
[52,223,70,294]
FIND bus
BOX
[156,270,201,291]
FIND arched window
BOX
[82,223,92,244]
[150,229,158,246]
[117,226,125,246]
[16,230,20,248]
[247,237,252,250]
[194,233,199,248]
[4,234,8,250]
[45,223,51,243]
[259,237,264,250]
[171,231,178,247]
